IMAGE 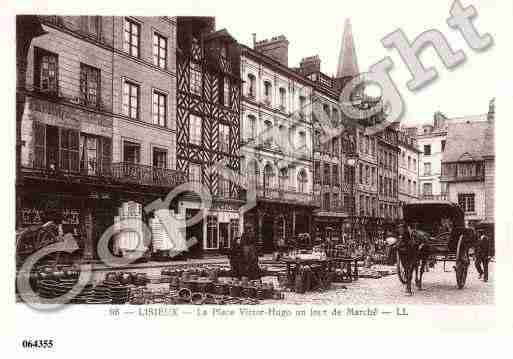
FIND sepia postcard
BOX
[3,0,513,356]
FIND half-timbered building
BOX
[175,17,243,256]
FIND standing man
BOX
[474,230,490,282]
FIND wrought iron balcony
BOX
[111,162,187,188]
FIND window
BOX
[79,134,111,175]
[440,182,448,195]
[123,141,140,164]
[332,108,339,125]
[407,156,411,170]
[299,131,306,150]
[123,18,140,57]
[223,77,230,106]
[332,137,339,156]
[153,33,167,69]
[379,175,383,195]
[279,87,286,110]
[247,115,256,140]
[229,219,239,248]
[263,120,273,146]
[189,115,202,145]
[422,182,433,196]
[299,96,306,117]
[80,64,100,107]
[153,148,167,169]
[33,123,80,172]
[424,144,431,156]
[263,164,274,188]
[189,163,202,183]
[365,165,370,185]
[219,123,230,153]
[190,62,202,95]
[263,81,272,104]
[122,81,139,119]
[206,215,218,249]
[34,48,58,93]
[323,164,331,186]
[332,193,339,210]
[424,162,431,176]
[323,193,330,211]
[441,140,446,152]
[413,158,417,171]
[359,163,363,184]
[458,193,475,213]
[298,170,307,193]
[371,167,376,186]
[413,181,417,195]
[81,16,100,38]
[248,74,255,98]
[218,177,230,197]
[314,161,321,184]
[278,168,288,190]
[332,165,339,186]
[407,179,411,194]
[152,90,167,127]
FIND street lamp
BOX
[346,155,358,246]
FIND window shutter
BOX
[33,121,45,168]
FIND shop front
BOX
[177,197,243,258]
[244,203,314,253]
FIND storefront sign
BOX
[21,208,79,225]
[27,97,112,137]
[212,202,238,211]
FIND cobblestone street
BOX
[265,261,494,305]
[82,259,494,306]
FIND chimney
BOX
[252,33,256,48]
[488,98,495,122]
[254,35,289,66]
[299,55,321,76]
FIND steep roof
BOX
[336,19,359,78]
[442,119,494,163]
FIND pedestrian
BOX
[240,229,261,280]
[474,230,490,282]
[229,235,243,279]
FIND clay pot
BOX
[191,292,205,305]
[229,284,241,297]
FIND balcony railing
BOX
[420,194,449,201]
[255,186,316,206]
[111,162,187,188]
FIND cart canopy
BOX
[403,200,464,229]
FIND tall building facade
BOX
[298,55,354,242]
[240,36,316,253]
[397,129,420,218]
[17,16,184,260]
[175,17,243,256]
[405,112,448,199]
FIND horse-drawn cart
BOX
[390,200,473,294]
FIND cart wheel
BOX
[455,235,469,289]
[396,250,407,284]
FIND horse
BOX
[394,227,430,295]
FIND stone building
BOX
[404,112,448,199]
[16,16,185,260]
[175,17,243,256]
[440,101,495,226]
[240,35,316,253]
[397,128,420,218]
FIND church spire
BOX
[336,19,359,79]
